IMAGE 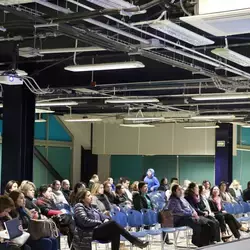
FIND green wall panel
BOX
[110,155,143,183]
[179,156,215,185]
[142,155,177,182]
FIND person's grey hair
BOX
[62,179,70,186]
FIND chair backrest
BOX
[127,209,143,228]
[224,203,234,214]
[141,209,158,226]
[234,203,243,215]
[240,202,249,213]
[112,211,128,228]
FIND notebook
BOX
[2,218,23,240]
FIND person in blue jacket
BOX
[144,169,160,192]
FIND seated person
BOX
[114,184,132,209]
[210,186,249,240]
[9,191,57,250]
[91,183,112,215]
[0,195,30,250]
[104,181,117,205]
[51,181,69,206]
[184,183,220,243]
[229,180,242,201]
[4,181,19,196]
[168,184,215,247]
[219,182,237,204]
[72,189,149,250]
[69,182,85,207]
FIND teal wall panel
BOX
[240,128,250,146]
[48,116,71,141]
[142,156,177,181]
[34,122,46,140]
[233,150,250,190]
[111,155,143,183]
[179,156,215,185]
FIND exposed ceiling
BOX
[0,0,250,123]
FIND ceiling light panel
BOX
[180,8,250,37]
[39,47,106,54]
[35,109,54,114]
[85,0,135,9]
[190,115,236,120]
[0,0,34,4]
[35,119,47,123]
[124,117,165,122]
[65,61,145,72]
[184,125,219,129]
[149,20,214,46]
[105,98,159,104]
[192,93,250,101]
[36,101,78,107]
[120,124,155,128]
[211,48,250,67]
[64,118,102,122]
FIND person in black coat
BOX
[158,178,170,192]
[73,189,149,250]
[185,182,221,243]
[243,181,250,202]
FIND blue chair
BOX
[112,211,128,228]
[224,203,234,214]
[127,210,148,238]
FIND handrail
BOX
[34,146,63,181]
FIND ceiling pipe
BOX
[68,0,250,81]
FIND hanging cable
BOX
[73,39,78,65]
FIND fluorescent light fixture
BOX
[237,147,250,152]
[64,118,102,122]
[65,61,145,72]
[192,93,250,101]
[211,48,250,67]
[120,124,155,128]
[190,115,236,120]
[124,117,165,122]
[36,101,78,107]
[149,20,214,46]
[184,125,219,129]
[35,119,46,123]
[85,0,135,9]
[242,125,250,128]
[105,98,159,104]
[34,23,58,28]
[180,8,250,37]
[0,26,6,32]
[39,47,106,54]
[35,109,54,114]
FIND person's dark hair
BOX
[9,190,22,207]
[138,181,147,190]
[202,180,211,187]
[247,181,250,189]
[52,180,60,187]
[218,181,227,191]
[160,178,167,185]
[5,180,18,194]
[73,182,85,194]
[0,195,14,213]
[39,184,50,196]
[171,184,179,194]
[170,177,178,184]
[198,185,204,195]
[115,184,123,194]
[119,177,129,184]
[75,189,89,203]
[210,186,219,197]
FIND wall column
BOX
[1,85,35,192]
[215,123,233,185]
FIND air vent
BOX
[181,8,250,37]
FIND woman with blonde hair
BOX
[229,180,242,200]
[91,183,111,215]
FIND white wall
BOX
[59,117,91,184]
[93,123,216,155]
[98,155,111,182]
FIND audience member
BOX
[104,181,117,204]
[72,189,149,250]
[88,174,99,190]
[185,183,220,243]
[219,181,237,204]
[0,195,30,250]
[120,177,133,201]
[91,183,111,215]
[4,180,18,196]
[183,180,191,191]
[130,181,139,195]
[51,180,69,205]
[115,184,132,208]
[158,178,169,192]
[9,190,58,250]
[198,185,232,242]
[209,186,249,239]
[69,182,85,206]
[168,184,214,247]
[170,177,179,184]
[61,180,71,202]
[144,169,160,193]
[229,180,242,200]
[243,181,250,202]
[106,178,115,191]
[202,180,211,199]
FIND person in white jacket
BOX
[51,180,69,205]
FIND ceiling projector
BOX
[0,75,23,85]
